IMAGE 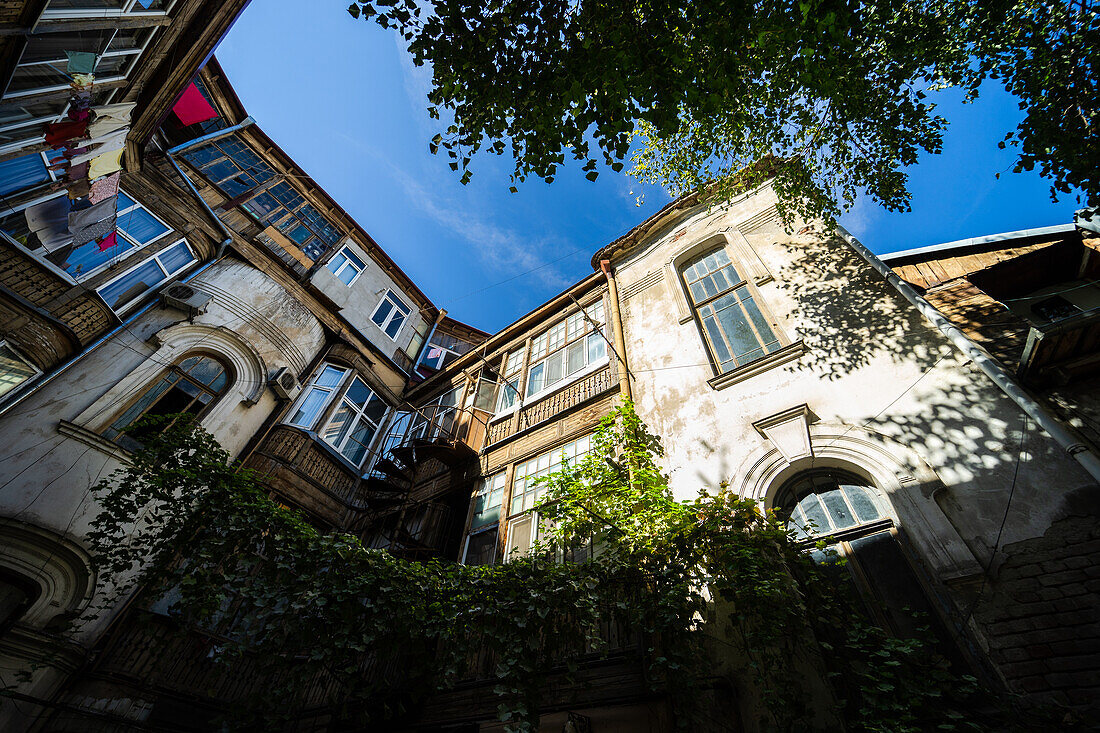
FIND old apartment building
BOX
[0,8,1098,729]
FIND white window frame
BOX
[0,340,42,402]
[285,363,390,469]
[94,238,195,315]
[522,301,608,404]
[327,245,366,286]
[370,290,411,341]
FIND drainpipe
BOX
[0,256,224,420]
[600,259,632,401]
[412,309,447,373]
[163,117,257,257]
[837,225,1100,484]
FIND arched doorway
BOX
[777,470,965,663]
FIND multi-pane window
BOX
[371,291,410,340]
[287,364,388,467]
[104,354,230,451]
[410,386,461,440]
[327,246,365,286]
[0,342,40,400]
[471,472,506,530]
[181,135,342,261]
[0,190,173,281]
[783,473,884,541]
[495,349,524,412]
[525,301,607,398]
[96,240,196,313]
[0,3,170,155]
[510,434,592,515]
[682,246,781,373]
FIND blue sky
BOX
[216,0,1084,333]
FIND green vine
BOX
[85,407,990,731]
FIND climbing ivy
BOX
[86,408,989,731]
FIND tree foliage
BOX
[346,0,1097,222]
[87,408,990,731]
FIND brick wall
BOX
[974,514,1100,712]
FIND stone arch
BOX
[736,422,982,582]
[0,519,94,630]
[73,322,268,433]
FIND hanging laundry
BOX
[69,90,92,112]
[172,82,218,126]
[69,197,92,211]
[88,171,120,204]
[96,231,119,252]
[67,161,89,181]
[65,51,97,75]
[62,144,89,160]
[70,74,95,90]
[66,179,92,199]
[87,102,136,138]
[87,148,124,179]
[67,106,91,123]
[70,132,126,166]
[70,215,116,247]
[24,197,73,254]
[44,119,88,147]
[68,196,116,232]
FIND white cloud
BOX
[839,193,882,240]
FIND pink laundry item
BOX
[88,172,120,204]
[97,231,119,252]
[172,82,218,126]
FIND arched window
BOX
[0,569,39,632]
[680,245,781,374]
[104,353,231,451]
[779,471,885,541]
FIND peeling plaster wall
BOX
[613,183,1094,571]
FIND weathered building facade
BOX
[0,16,1098,729]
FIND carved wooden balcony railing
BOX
[486,364,615,447]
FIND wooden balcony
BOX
[243,424,361,527]
[486,365,616,447]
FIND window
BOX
[0,190,174,281]
[181,136,342,261]
[782,472,884,541]
[510,434,593,516]
[681,246,781,374]
[525,301,607,399]
[495,348,524,412]
[371,291,410,340]
[104,354,230,451]
[0,341,40,400]
[96,240,196,313]
[410,386,461,441]
[471,472,506,530]
[287,364,388,467]
[0,570,39,631]
[327,246,365,286]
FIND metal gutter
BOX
[838,225,1100,484]
[880,224,1078,263]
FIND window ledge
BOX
[707,341,806,391]
[57,420,132,464]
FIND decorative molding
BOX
[752,404,818,463]
[707,341,806,391]
[736,205,781,234]
[620,269,663,300]
[0,519,96,630]
[57,421,132,464]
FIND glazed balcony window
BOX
[524,301,607,400]
[0,342,41,401]
[286,364,388,467]
[95,240,195,314]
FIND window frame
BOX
[680,244,787,376]
[522,300,608,404]
[326,245,366,286]
[284,363,390,469]
[94,238,196,315]
[0,340,41,402]
[370,290,411,341]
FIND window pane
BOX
[843,484,881,524]
[372,299,393,327]
[344,249,366,269]
[712,294,761,360]
[105,376,173,439]
[364,394,387,425]
[497,377,519,411]
[507,515,534,559]
[344,378,372,408]
[384,310,405,338]
[340,418,374,465]
[545,351,564,386]
[566,341,585,375]
[701,313,734,368]
[183,356,226,389]
[62,234,138,279]
[98,259,165,311]
[465,529,498,566]
[322,402,355,448]
[820,488,857,529]
[117,206,168,245]
[737,286,779,350]
[0,344,37,398]
[587,331,606,364]
[336,263,357,285]
[316,365,345,388]
[797,494,831,534]
[327,252,348,275]
[157,242,194,275]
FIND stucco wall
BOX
[309,237,427,365]
[613,183,1094,576]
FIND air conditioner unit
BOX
[269,366,300,401]
[161,281,212,315]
